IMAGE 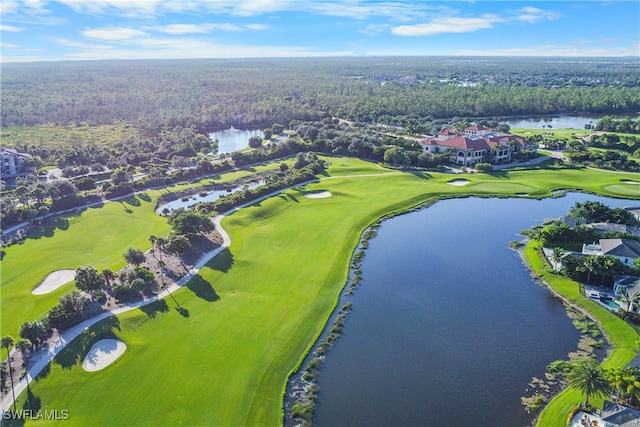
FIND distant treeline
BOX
[2,57,639,130]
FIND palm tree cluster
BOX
[568,359,640,409]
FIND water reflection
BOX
[311,194,631,427]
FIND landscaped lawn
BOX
[524,243,639,427]
[0,194,170,340]
[0,159,294,340]
[6,157,640,426]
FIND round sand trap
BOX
[304,191,332,199]
[32,270,76,295]
[82,339,127,372]
[447,179,470,186]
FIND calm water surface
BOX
[507,115,604,129]
[313,194,633,427]
[209,128,263,154]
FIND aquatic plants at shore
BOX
[291,302,353,426]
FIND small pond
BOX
[209,128,264,154]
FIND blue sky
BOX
[1,1,638,62]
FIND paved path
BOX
[0,179,317,412]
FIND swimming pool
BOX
[600,297,621,310]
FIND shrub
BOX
[475,162,493,172]
[112,285,139,303]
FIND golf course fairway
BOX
[8,157,640,426]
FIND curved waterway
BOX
[295,193,634,427]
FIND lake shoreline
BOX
[284,193,610,426]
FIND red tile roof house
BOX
[419,125,537,167]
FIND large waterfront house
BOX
[572,400,640,427]
[419,124,537,167]
[582,239,640,266]
[613,275,640,302]
[1,148,35,188]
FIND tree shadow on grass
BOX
[410,171,432,179]
[186,274,219,302]
[209,248,234,273]
[26,217,70,240]
[176,307,190,317]
[122,195,141,207]
[486,171,510,179]
[54,316,121,370]
[34,362,50,381]
[138,193,151,202]
[138,299,169,318]
[23,385,41,412]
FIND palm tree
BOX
[581,256,600,285]
[102,268,115,287]
[624,369,640,407]
[552,247,564,271]
[1,336,17,411]
[530,226,544,246]
[608,367,628,403]
[569,359,611,407]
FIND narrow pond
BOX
[304,193,633,427]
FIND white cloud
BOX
[515,6,560,23]
[0,24,25,32]
[392,15,503,36]
[1,0,49,15]
[150,22,268,34]
[1,42,20,48]
[245,23,269,30]
[54,37,355,60]
[360,24,390,36]
[152,23,217,34]
[230,0,294,16]
[56,0,162,17]
[52,37,114,49]
[308,1,448,22]
[0,0,20,14]
[82,27,148,40]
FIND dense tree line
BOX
[2,58,639,132]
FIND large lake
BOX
[209,128,264,154]
[310,193,633,427]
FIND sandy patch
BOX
[620,179,640,184]
[32,270,76,295]
[82,339,127,372]
[447,179,470,186]
[304,191,332,199]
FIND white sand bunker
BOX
[304,191,332,199]
[32,270,76,295]
[621,179,640,184]
[82,339,127,372]
[447,179,470,186]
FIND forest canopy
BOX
[2,57,639,131]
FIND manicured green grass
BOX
[511,127,591,140]
[523,243,639,427]
[0,194,170,339]
[0,159,295,340]
[8,157,640,426]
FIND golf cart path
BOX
[0,169,438,412]
[0,173,374,412]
